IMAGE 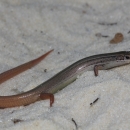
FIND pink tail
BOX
[0,49,53,84]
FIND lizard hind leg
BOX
[40,93,54,107]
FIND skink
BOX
[0,51,130,108]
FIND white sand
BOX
[0,0,130,130]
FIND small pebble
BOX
[110,33,124,44]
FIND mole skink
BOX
[0,51,130,108]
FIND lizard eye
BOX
[125,56,130,59]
